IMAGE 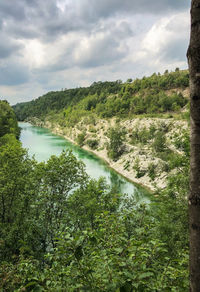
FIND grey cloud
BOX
[0,1,26,21]
[34,19,134,74]
[33,71,52,85]
[0,35,23,58]
[1,0,190,43]
[34,56,73,74]
[161,38,188,62]
[1,0,61,40]
[74,21,134,68]
[0,62,30,85]
[40,19,133,73]
[80,0,189,20]
[9,25,41,39]
[0,44,18,59]
[75,39,125,68]
[3,1,86,42]
[159,13,189,63]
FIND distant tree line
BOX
[13,69,189,123]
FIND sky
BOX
[0,0,190,105]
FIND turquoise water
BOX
[19,122,150,202]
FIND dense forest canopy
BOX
[13,69,189,122]
[13,80,122,121]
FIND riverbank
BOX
[27,116,189,192]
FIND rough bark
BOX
[187,0,200,291]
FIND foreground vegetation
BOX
[1,81,189,290]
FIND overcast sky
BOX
[0,0,190,105]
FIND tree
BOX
[107,126,126,161]
[0,100,20,139]
[34,150,88,251]
[0,137,37,260]
[187,0,200,290]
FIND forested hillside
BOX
[13,69,189,122]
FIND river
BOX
[19,122,150,203]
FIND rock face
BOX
[26,117,45,127]
[29,116,189,192]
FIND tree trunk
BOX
[187,0,200,291]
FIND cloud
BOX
[28,19,134,73]
[142,12,190,63]
[1,0,190,42]
[0,34,23,59]
[0,61,30,85]
[0,1,26,21]
[0,0,190,104]
[80,0,189,20]
[73,21,132,68]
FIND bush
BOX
[133,158,146,178]
[130,127,147,145]
[153,131,166,152]
[76,132,86,146]
[148,162,157,181]
[107,126,126,161]
[86,139,99,150]
[174,130,190,156]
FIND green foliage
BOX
[34,150,88,252]
[0,97,190,291]
[153,170,189,256]
[148,163,157,181]
[130,123,163,148]
[133,158,146,178]
[76,132,86,146]
[126,78,133,83]
[174,130,190,156]
[130,125,154,145]
[152,126,189,255]
[129,91,187,115]
[86,138,99,149]
[0,149,88,268]
[0,137,37,260]
[152,131,167,152]
[1,191,189,291]
[13,70,189,126]
[0,100,20,139]
[13,81,122,121]
[42,206,188,291]
[83,94,98,111]
[107,126,126,161]
[0,146,189,291]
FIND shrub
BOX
[148,163,157,181]
[107,126,126,161]
[86,139,99,150]
[76,132,86,146]
[152,131,166,152]
[133,158,146,178]
[130,126,153,145]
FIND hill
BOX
[13,69,189,122]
